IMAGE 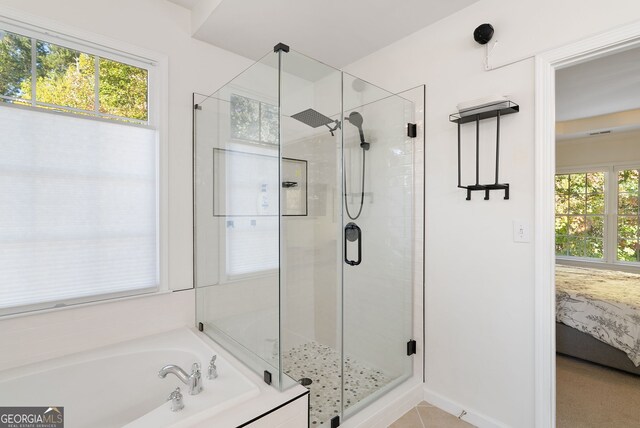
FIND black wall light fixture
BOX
[474,23,499,70]
[473,23,494,45]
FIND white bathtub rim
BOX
[0,326,308,428]
[0,327,262,428]
[0,328,231,382]
[126,376,261,428]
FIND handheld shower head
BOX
[345,112,369,150]
[347,111,363,127]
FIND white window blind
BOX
[0,105,158,314]
[213,147,278,277]
[226,217,278,276]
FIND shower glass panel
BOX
[194,45,420,425]
[193,51,284,388]
[279,50,343,423]
[342,73,415,418]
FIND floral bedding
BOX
[556,265,640,366]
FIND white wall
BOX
[0,0,254,363]
[344,1,640,426]
[557,130,640,168]
[0,290,194,370]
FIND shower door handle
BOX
[344,222,362,266]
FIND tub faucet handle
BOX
[167,387,184,412]
[208,355,218,379]
[190,363,203,395]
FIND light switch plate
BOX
[513,220,530,243]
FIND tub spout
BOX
[158,363,203,395]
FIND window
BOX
[0,29,148,123]
[555,167,640,266]
[617,169,640,262]
[230,94,277,144]
[0,23,160,316]
[226,218,279,276]
[212,148,279,278]
[223,94,279,278]
[555,172,605,259]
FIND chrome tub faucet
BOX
[158,362,203,395]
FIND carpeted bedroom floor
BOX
[557,355,640,427]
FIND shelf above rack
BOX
[449,100,519,124]
[450,100,519,201]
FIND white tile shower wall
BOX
[280,69,342,356]
[309,74,343,352]
[342,95,416,378]
[344,0,640,426]
[279,73,425,382]
[282,194,318,350]
[0,290,195,371]
[282,131,340,353]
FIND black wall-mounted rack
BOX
[449,100,519,201]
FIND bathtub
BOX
[0,328,261,427]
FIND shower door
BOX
[278,50,417,424]
[341,73,416,418]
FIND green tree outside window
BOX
[555,172,605,259]
[618,169,640,262]
[0,29,148,122]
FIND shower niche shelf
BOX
[449,100,519,201]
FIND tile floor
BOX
[282,342,392,426]
[389,401,474,428]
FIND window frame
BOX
[614,164,640,265]
[555,162,640,272]
[229,92,279,146]
[0,22,152,125]
[0,12,170,317]
[555,167,608,262]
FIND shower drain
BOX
[298,377,313,387]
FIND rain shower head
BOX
[345,112,369,150]
[291,108,341,136]
[291,108,335,128]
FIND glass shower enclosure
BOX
[194,44,422,426]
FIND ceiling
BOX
[556,46,640,122]
[169,0,478,68]
[169,0,199,9]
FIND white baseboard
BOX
[423,387,509,428]
[341,379,424,428]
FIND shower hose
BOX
[344,148,366,220]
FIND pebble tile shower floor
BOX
[282,342,392,426]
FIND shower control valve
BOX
[208,355,218,379]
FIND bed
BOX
[555,265,640,376]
